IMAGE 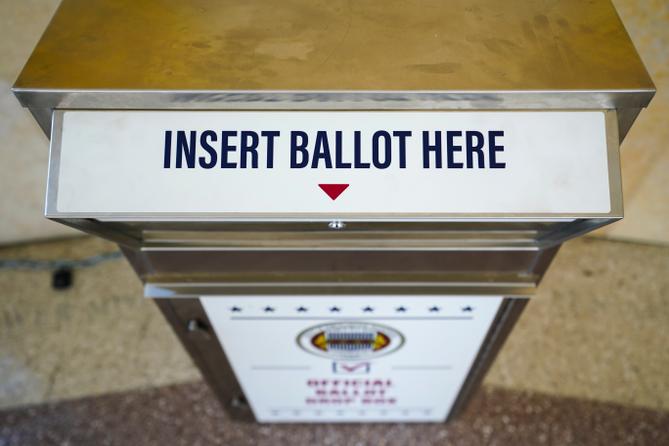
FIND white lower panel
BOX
[201,295,502,423]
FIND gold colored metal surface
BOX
[15,0,653,92]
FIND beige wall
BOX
[0,0,666,245]
[0,0,74,244]
[595,0,669,244]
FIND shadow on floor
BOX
[1,382,667,446]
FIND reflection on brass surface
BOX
[15,0,653,92]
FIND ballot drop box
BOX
[14,0,653,423]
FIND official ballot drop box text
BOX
[14,0,654,423]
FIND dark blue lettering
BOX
[163,130,172,168]
[353,131,370,169]
[446,131,463,168]
[312,131,333,168]
[261,131,279,168]
[465,131,484,168]
[290,131,309,168]
[221,131,237,168]
[422,131,441,168]
[335,131,351,168]
[240,131,259,168]
[176,130,196,168]
[372,131,392,169]
[393,131,411,168]
[489,130,505,168]
[199,130,217,168]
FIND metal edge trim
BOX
[446,297,527,421]
[45,110,63,217]
[13,89,656,110]
[605,110,624,218]
[144,285,536,299]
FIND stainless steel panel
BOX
[154,298,253,421]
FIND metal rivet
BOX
[231,395,248,408]
[328,220,346,230]
[187,318,210,333]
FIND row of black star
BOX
[229,306,474,313]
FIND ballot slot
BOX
[46,108,621,296]
[45,107,621,305]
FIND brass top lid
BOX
[14,0,654,98]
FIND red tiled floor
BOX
[1,381,667,446]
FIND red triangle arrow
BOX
[318,183,349,201]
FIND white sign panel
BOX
[201,295,502,423]
[52,111,611,217]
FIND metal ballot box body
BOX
[14,0,653,423]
